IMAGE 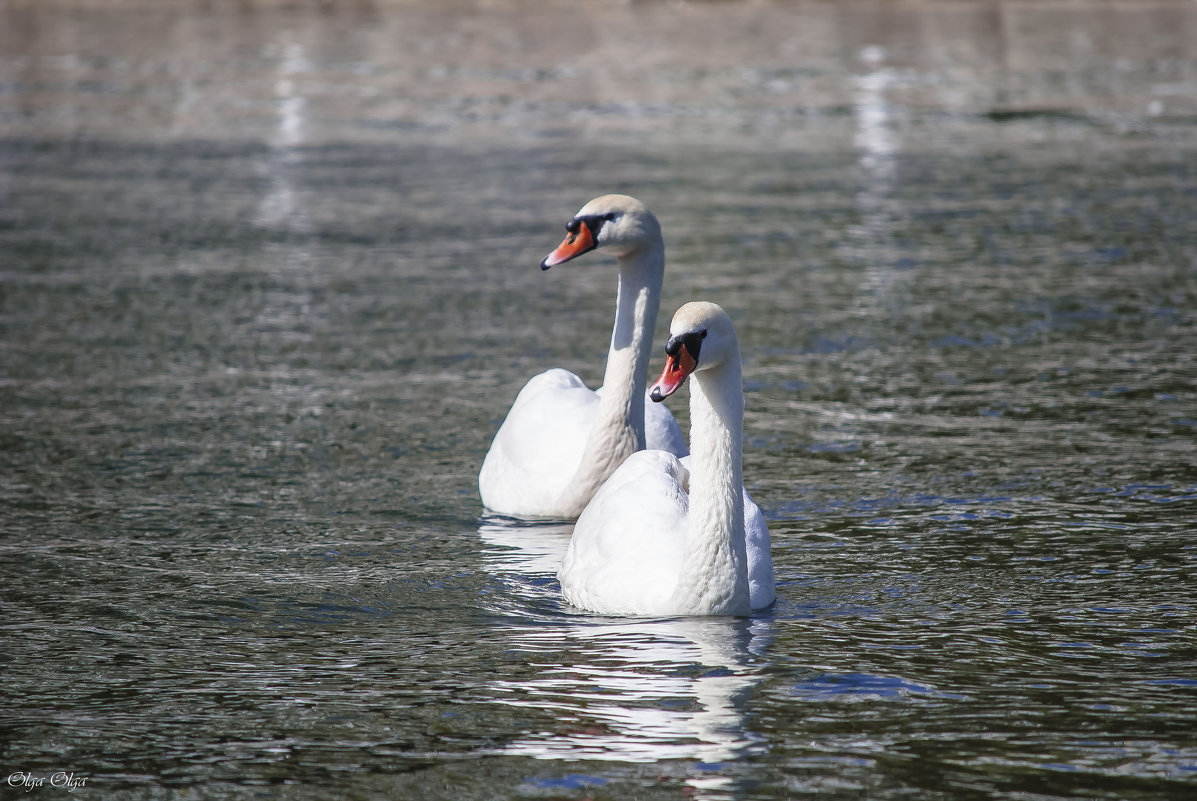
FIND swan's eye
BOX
[700,330,708,339]
[603,212,617,222]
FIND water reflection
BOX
[257,37,310,232]
[478,518,573,577]
[498,617,773,800]
[480,518,774,798]
[847,44,910,330]
[4,0,1196,797]
[853,45,898,184]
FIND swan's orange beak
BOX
[541,220,597,270]
[649,344,698,402]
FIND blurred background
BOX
[1,1,1195,799]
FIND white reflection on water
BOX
[854,45,898,181]
[853,44,898,249]
[479,519,574,577]
[493,618,772,763]
[850,45,908,320]
[479,520,774,797]
[257,38,310,231]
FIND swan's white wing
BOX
[742,489,775,610]
[479,368,599,517]
[559,450,690,615]
[645,391,688,456]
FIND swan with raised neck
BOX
[478,195,686,519]
[559,301,775,616]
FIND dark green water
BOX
[2,2,1195,799]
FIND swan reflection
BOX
[478,517,574,577]
[495,617,772,766]
[479,518,774,794]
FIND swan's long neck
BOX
[674,355,750,615]
[557,244,664,517]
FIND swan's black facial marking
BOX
[544,213,613,270]
[567,212,616,240]
[542,211,624,270]
[664,330,705,363]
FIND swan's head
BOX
[541,194,662,270]
[649,301,738,402]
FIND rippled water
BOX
[2,1,1196,799]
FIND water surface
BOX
[2,1,1196,799]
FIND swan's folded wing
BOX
[559,450,689,615]
[479,368,598,516]
[743,488,775,610]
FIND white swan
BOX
[479,195,686,519]
[559,301,775,616]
